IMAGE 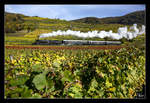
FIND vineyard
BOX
[5,46,145,98]
[4,11,146,99]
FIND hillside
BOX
[4,12,126,34]
[71,10,145,25]
[5,10,145,34]
[4,12,70,33]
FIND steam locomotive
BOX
[32,40,122,45]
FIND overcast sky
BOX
[5,4,145,21]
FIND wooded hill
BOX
[71,10,145,25]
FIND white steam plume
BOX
[39,24,145,40]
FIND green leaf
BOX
[8,87,24,98]
[87,78,99,96]
[47,86,55,93]
[10,75,29,86]
[106,78,112,87]
[97,89,104,97]
[53,61,60,68]
[88,87,96,92]
[42,69,50,75]
[11,93,19,98]
[128,76,133,83]
[46,79,54,88]
[68,93,74,97]
[21,86,32,98]
[74,69,81,76]
[131,69,136,76]
[32,64,43,73]
[98,58,103,63]
[74,93,83,98]
[68,83,83,98]
[32,73,47,90]
[61,70,74,83]
[91,77,98,88]
[31,93,42,98]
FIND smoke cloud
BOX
[39,24,145,40]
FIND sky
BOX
[5,4,145,21]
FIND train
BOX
[32,40,122,45]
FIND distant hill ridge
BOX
[4,10,145,34]
[71,10,145,25]
[5,10,145,25]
